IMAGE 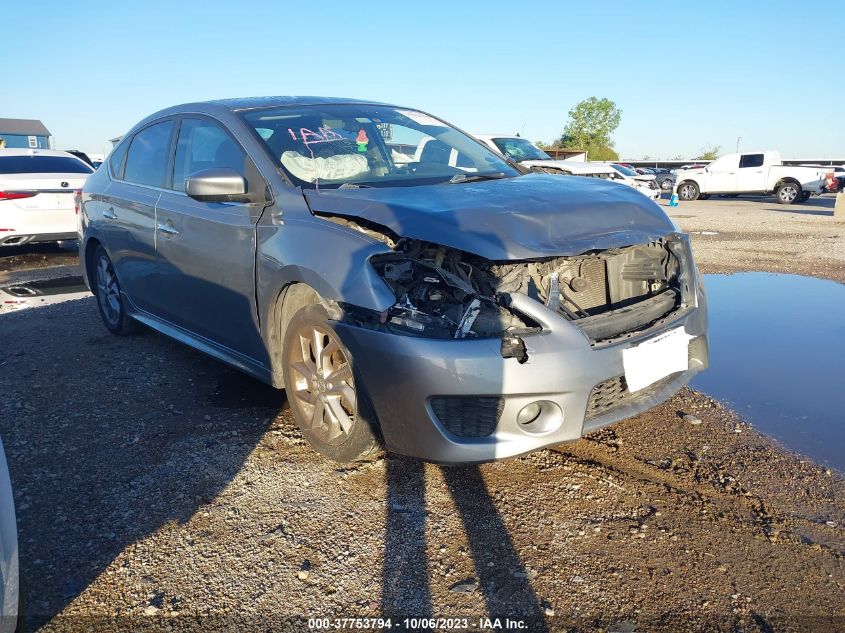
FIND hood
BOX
[303,173,676,261]
[632,173,656,182]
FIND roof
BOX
[0,118,51,136]
[205,95,393,111]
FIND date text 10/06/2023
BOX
[307,617,529,630]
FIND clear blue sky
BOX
[2,0,842,159]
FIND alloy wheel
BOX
[96,255,122,326]
[288,325,356,445]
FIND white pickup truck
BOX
[674,151,831,204]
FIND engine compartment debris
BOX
[365,236,683,342]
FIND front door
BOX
[706,154,738,192]
[152,117,268,364]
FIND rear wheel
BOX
[91,246,136,335]
[800,192,812,202]
[775,182,801,204]
[282,303,382,462]
[677,181,700,201]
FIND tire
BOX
[90,245,136,335]
[775,182,802,204]
[677,181,700,201]
[699,194,711,200]
[800,192,812,202]
[660,178,673,190]
[282,303,383,463]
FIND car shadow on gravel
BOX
[0,298,282,631]
[381,457,548,630]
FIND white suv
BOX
[0,149,93,247]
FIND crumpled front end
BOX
[332,231,708,463]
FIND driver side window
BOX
[172,118,246,192]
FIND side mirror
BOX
[186,168,247,202]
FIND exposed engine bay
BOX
[364,235,684,344]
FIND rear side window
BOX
[108,141,130,178]
[739,154,764,168]
[123,120,175,188]
[172,118,246,192]
[0,156,93,174]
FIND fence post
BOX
[836,191,845,221]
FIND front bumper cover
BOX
[336,280,708,464]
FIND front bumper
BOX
[336,281,708,464]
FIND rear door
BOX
[96,119,176,313]
[152,116,267,363]
[736,153,766,192]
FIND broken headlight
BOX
[370,252,523,339]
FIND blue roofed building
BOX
[0,118,52,149]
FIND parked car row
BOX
[473,135,662,199]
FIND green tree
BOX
[695,145,721,160]
[552,97,622,161]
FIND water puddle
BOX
[692,273,845,471]
[0,275,89,312]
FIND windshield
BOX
[611,164,638,177]
[491,137,551,162]
[0,155,93,174]
[240,104,519,189]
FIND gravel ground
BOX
[1,196,844,632]
[662,194,845,283]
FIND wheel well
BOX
[83,238,102,281]
[774,177,801,190]
[269,282,322,388]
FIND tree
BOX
[552,97,622,161]
[695,145,721,160]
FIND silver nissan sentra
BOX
[79,97,708,464]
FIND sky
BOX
[2,0,842,160]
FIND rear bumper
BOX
[0,232,78,246]
[337,284,708,464]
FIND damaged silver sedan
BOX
[79,97,708,463]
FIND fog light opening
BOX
[517,402,542,426]
[516,400,563,435]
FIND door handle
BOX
[156,221,179,236]
[102,208,117,220]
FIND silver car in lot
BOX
[80,97,708,463]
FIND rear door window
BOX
[172,118,246,192]
[123,120,175,188]
[739,154,764,168]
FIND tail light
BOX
[74,189,82,214]
[0,190,37,201]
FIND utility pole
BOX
[736,137,741,153]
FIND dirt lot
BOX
[662,194,845,283]
[1,196,844,632]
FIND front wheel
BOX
[91,246,136,335]
[775,182,802,204]
[282,304,383,463]
[677,181,700,201]
[660,178,674,190]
